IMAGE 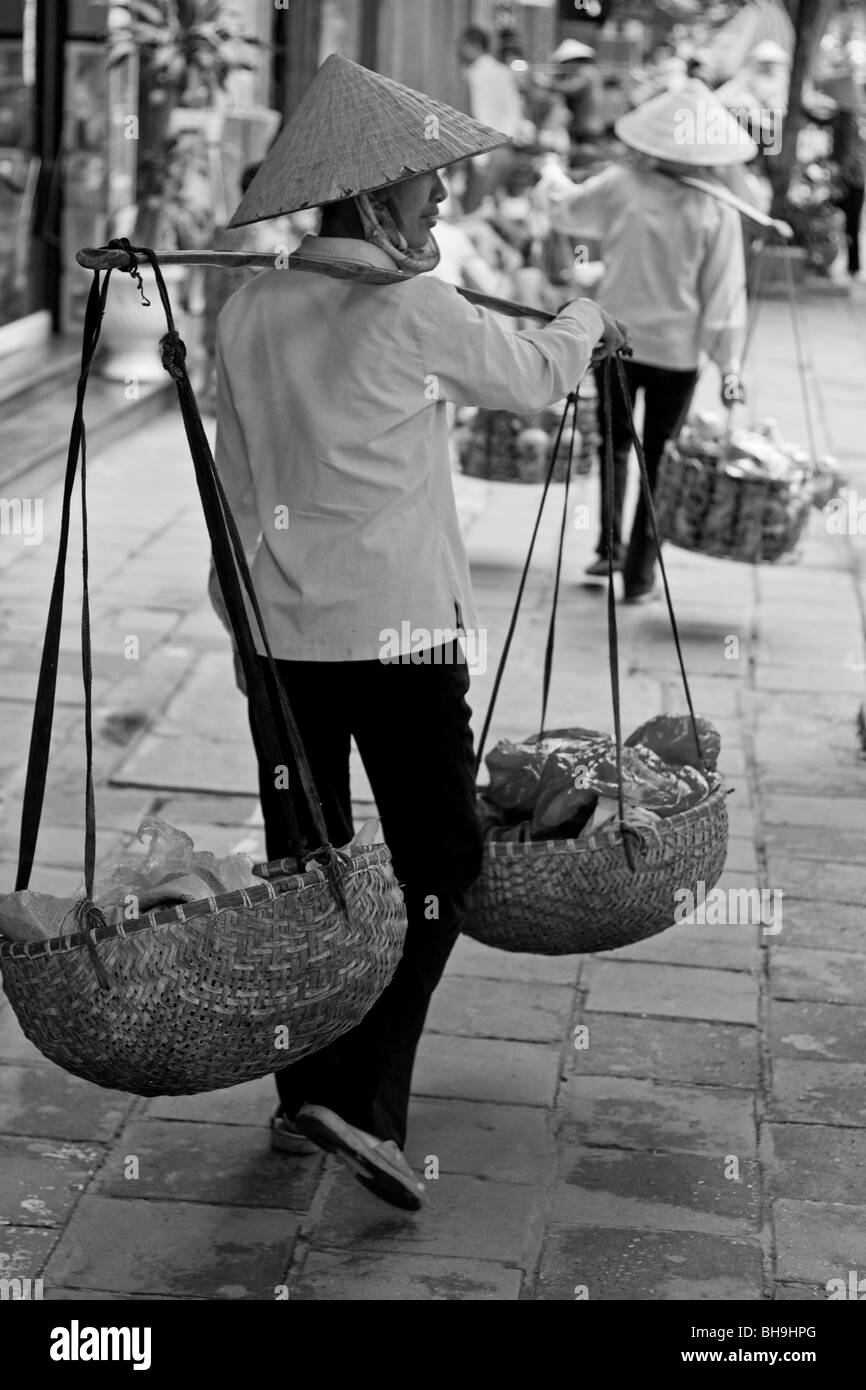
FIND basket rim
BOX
[0,845,394,961]
[478,775,727,860]
[661,446,816,499]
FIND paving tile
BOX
[0,1136,103,1226]
[448,934,581,986]
[405,1098,556,1183]
[768,948,866,1005]
[662,677,744,717]
[753,662,865,694]
[764,856,866,906]
[0,1226,61,1280]
[771,1060,866,1126]
[93,1120,321,1209]
[574,1014,758,1088]
[425,977,573,1043]
[293,1250,522,1301]
[605,920,759,971]
[774,1199,866,1283]
[0,1065,134,1140]
[774,1281,836,1301]
[582,959,758,1024]
[724,836,759,872]
[764,792,866,838]
[757,760,866,798]
[770,999,864,1063]
[0,824,125,868]
[563,1076,757,1156]
[312,1169,539,1263]
[536,1225,762,1300]
[0,1006,54,1066]
[43,1195,299,1298]
[145,1075,278,1127]
[767,899,866,954]
[156,793,262,827]
[0,862,80,898]
[44,1287,182,1301]
[725,798,757,839]
[769,1123,866,1203]
[552,1146,759,1236]
[412,1035,561,1107]
[763,823,866,864]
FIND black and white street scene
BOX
[0,0,865,1345]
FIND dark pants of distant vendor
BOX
[593,360,699,596]
[248,643,483,1149]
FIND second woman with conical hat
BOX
[536,77,755,600]
[209,54,629,1211]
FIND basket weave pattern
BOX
[0,848,407,1096]
[462,781,729,954]
[654,443,812,563]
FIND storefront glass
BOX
[0,0,37,328]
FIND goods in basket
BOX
[90,818,262,923]
[626,713,720,772]
[480,716,720,843]
[0,815,383,947]
[455,401,585,484]
[0,818,263,944]
[676,414,844,504]
[0,891,83,946]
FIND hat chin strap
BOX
[355,192,440,276]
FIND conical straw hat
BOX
[228,54,510,227]
[551,39,596,63]
[749,39,790,65]
[615,78,758,167]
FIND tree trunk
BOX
[769,0,839,219]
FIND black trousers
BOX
[593,360,698,595]
[839,182,864,275]
[248,644,483,1148]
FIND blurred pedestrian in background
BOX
[536,80,754,603]
[549,39,604,155]
[825,65,866,279]
[457,25,524,212]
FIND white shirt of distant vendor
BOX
[465,53,523,138]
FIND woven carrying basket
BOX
[463,779,728,954]
[457,407,579,485]
[2,248,408,1096]
[0,850,406,1096]
[654,441,813,564]
[462,360,729,955]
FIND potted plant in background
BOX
[99,0,265,380]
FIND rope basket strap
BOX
[474,353,716,876]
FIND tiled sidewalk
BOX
[1,284,865,1300]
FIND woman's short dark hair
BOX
[319,196,365,240]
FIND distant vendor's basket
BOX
[462,777,728,955]
[0,849,407,1096]
[653,440,814,564]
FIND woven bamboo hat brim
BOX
[615,78,758,167]
[228,54,510,227]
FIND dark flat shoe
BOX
[622,585,661,604]
[585,556,623,576]
[270,1107,319,1156]
[293,1103,426,1212]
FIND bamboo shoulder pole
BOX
[76,245,557,323]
